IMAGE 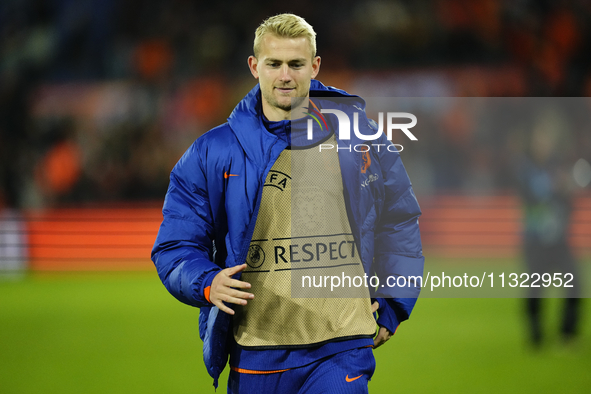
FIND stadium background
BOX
[1,0,590,392]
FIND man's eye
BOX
[291,64,303,68]
[269,63,280,68]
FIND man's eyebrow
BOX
[265,57,308,63]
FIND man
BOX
[517,121,581,347]
[152,13,424,393]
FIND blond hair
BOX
[253,14,317,58]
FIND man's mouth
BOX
[275,87,295,94]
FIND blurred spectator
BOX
[133,39,173,81]
[34,120,82,204]
[515,108,582,347]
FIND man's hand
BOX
[373,326,393,348]
[209,264,254,315]
[371,300,394,348]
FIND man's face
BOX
[248,34,321,121]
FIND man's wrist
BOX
[202,270,220,304]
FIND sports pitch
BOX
[1,262,590,393]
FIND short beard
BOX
[262,91,306,113]
[290,96,306,111]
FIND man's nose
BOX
[279,65,292,82]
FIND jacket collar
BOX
[226,80,363,166]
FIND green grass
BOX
[1,269,590,393]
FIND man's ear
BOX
[248,56,259,79]
[311,56,321,79]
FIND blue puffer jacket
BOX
[151,80,424,387]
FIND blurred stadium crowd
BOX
[1,0,591,209]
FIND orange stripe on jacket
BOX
[231,366,291,375]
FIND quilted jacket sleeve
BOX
[151,140,221,308]
[373,134,424,333]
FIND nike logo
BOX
[345,374,363,382]
[224,171,239,179]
